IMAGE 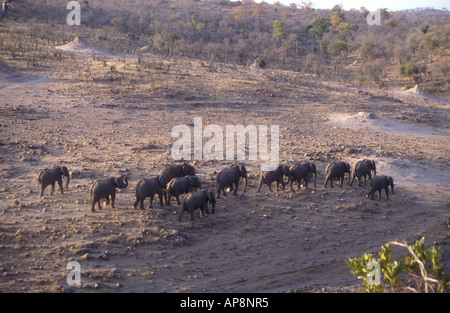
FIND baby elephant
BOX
[133,175,166,210]
[256,164,289,193]
[38,166,70,198]
[350,159,376,186]
[367,175,394,200]
[179,190,216,221]
[90,175,128,212]
[167,175,201,206]
[323,161,351,188]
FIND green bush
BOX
[347,237,449,293]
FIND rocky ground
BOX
[0,40,449,292]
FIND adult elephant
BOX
[216,163,248,198]
[350,159,376,186]
[158,163,196,204]
[38,166,70,198]
[90,175,128,212]
[288,162,317,191]
[323,161,351,188]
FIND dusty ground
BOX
[0,40,449,293]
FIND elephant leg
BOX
[378,190,381,200]
[324,175,331,188]
[57,178,64,194]
[233,181,239,195]
[176,195,181,205]
[50,183,55,195]
[303,177,308,189]
[339,176,344,187]
[385,187,389,199]
[256,178,263,193]
[329,177,334,188]
[190,210,195,220]
[268,182,273,192]
[133,196,139,209]
[111,192,116,208]
[97,199,103,210]
[290,179,294,192]
[40,184,45,198]
[91,198,96,212]
[149,195,154,208]
[158,192,164,207]
[216,186,221,199]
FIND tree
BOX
[407,35,420,58]
[398,61,419,82]
[149,21,179,56]
[420,32,441,62]
[273,20,289,41]
[307,15,331,41]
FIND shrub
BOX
[347,237,449,293]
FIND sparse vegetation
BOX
[347,238,450,293]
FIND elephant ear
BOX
[158,175,166,188]
[61,166,70,177]
[239,164,247,177]
[188,176,196,187]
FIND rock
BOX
[81,253,91,260]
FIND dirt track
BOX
[0,52,449,292]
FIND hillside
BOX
[0,0,449,294]
[1,0,449,94]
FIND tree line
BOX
[2,0,449,90]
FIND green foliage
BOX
[328,40,349,57]
[398,60,419,80]
[347,238,449,293]
[188,16,206,34]
[272,20,289,40]
[307,15,331,40]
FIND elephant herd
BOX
[37,159,395,221]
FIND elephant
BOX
[38,166,70,198]
[350,159,376,186]
[323,161,351,188]
[166,175,202,206]
[256,164,289,193]
[288,162,317,191]
[367,175,394,200]
[158,163,196,204]
[216,163,248,198]
[90,175,128,212]
[133,176,166,210]
[179,190,216,221]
